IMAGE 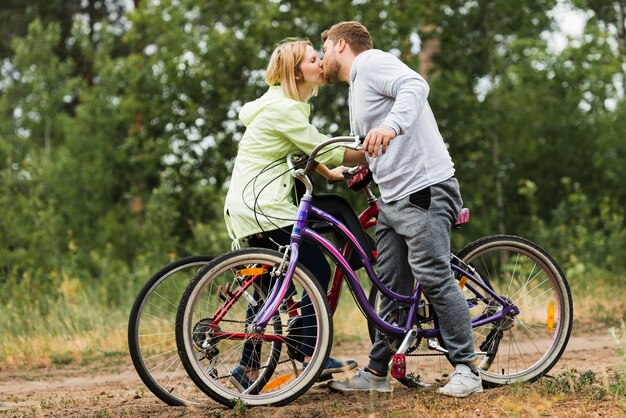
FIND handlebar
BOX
[303,135,365,173]
[342,165,365,180]
[286,135,365,174]
[286,135,368,199]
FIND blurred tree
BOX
[0,0,129,56]
[573,0,626,59]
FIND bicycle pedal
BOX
[391,354,406,380]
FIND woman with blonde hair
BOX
[224,39,362,391]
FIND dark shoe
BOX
[229,365,252,392]
[304,357,358,378]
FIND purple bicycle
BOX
[175,136,573,407]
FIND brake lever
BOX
[344,134,366,150]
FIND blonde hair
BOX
[265,38,318,101]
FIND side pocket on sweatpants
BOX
[408,187,431,211]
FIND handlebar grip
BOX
[327,168,354,185]
[327,165,369,186]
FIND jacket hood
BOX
[239,86,286,126]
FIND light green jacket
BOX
[224,86,344,242]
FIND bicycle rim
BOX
[128,256,213,406]
[176,248,332,407]
[458,235,573,386]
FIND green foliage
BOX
[231,397,249,416]
[540,370,607,400]
[609,321,626,395]
[520,177,626,279]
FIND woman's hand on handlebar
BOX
[316,163,350,182]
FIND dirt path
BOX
[0,331,623,417]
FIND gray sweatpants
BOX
[367,176,477,374]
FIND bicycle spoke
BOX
[129,257,211,406]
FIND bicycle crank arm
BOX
[427,338,449,354]
[426,338,489,357]
[396,330,417,355]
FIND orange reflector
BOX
[547,301,555,333]
[236,268,268,276]
[458,276,467,289]
[262,373,293,390]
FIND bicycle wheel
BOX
[128,255,213,406]
[457,235,573,386]
[176,248,332,407]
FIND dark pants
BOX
[240,227,330,368]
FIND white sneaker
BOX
[437,364,483,398]
[327,368,391,393]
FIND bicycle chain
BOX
[406,352,446,357]
[216,320,445,359]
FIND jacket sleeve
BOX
[361,53,429,136]
[270,102,345,167]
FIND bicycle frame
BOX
[327,188,379,314]
[253,194,520,339]
[203,186,380,341]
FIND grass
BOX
[0,291,129,367]
[568,268,626,327]
[233,372,626,418]
[0,263,624,370]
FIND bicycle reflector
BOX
[458,275,467,289]
[235,268,268,276]
[263,373,293,390]
[547,301,555,333]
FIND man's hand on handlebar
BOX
[362,126,396,157]
[344,164,373,191]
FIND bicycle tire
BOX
[457,235,573,386]
[128,255,214,406]
[176,248,333,407]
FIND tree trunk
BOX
[618,0,626,97]
[45,117,51,154]
[491,130,506,235]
